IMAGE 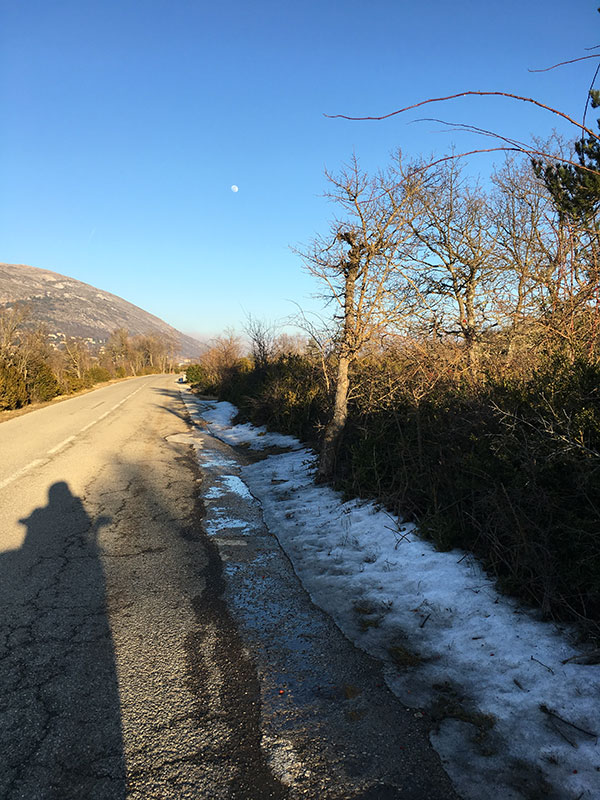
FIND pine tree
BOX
[534,95,600,223]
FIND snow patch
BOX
[192,397,301,450]
[221,474,255,501]
[194,399,600,800]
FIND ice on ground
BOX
[222,474,255,501]
[193,396,600,800]
[197,453,237,470]
[204,485,225,500]
[204,476,255,502]
[189,397,301,450]
[204,513,251,536]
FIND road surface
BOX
[0,375,458,798]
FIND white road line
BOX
[83,384,147,433]
[0,459,47,491]
[0,382,149,491]
[47,436,76,455]
[77,384,146,437]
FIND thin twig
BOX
[540,704,598,738]
[548,717,578,748]
[384,524,413,546]
[530,655,555,674]
[528,54,600,73]
[420,613,431,628]
[562,648,600,665]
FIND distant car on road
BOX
[177,376,188,383]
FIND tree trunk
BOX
[318,354,350,479]
[466,334,481,376]
[317,230,362,479]
[464,274,480,377]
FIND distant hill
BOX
[0,263,202,359]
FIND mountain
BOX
[0,263,202,359]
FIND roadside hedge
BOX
[212,353,600,638]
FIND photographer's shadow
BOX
[0,481,126,799]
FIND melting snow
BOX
[221,474,255,501]
[199,401,303,450]
[183,392,600,799]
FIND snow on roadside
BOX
[184,393,600,800]
[194,400,302,451]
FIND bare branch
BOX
[324,91,599,142]
[528,54,600,73]
[583,60,600,133]
[410,121,600,177]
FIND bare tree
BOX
[273,331,308,356]
[300,155,421,477]
[244,314,277,368]
[406,158,500,375]
[107,328,131,373]
[63,337,91,381]
[201,328,244,385]
[128,333,173,373]
[289,304,335,394]
[488,156,555,360]
[325,89,600,178]
[0,305,28,363]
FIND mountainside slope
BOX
[0,263,202,358]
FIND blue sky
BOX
[1,0,597,339]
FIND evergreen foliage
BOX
[185,363,209,387]
[0,363,28,410]
[84,366,112,386]
[534,41,600,226]
[25,359,60,403]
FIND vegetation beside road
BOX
[188,344,600,641]
[0,314,179,412]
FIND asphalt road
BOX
[0,376,458,799]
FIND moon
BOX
[231,184,239,193]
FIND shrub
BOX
[84,366,112,386]
[339,357,600,633]
[60,374,85,394]
[186,363,209,387]
[218,354,328,441]
[209,347,600,636]
[0,363,28,410]
[26,360,60,403]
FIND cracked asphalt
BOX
[0,375,458,799]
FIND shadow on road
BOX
[151,386,193,425]
[0,482,126,800]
